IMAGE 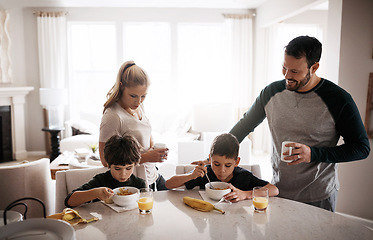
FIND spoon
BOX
[205,173,215,189]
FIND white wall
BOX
[334,0,373,221]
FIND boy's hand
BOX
[190,158,209,165]
[190,161,207,179]
[224,184,250,202]
[96,187,114,201]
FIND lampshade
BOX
[192,103,234,132]
[39,88,67,107]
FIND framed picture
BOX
[365,73,373,138]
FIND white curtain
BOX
[0,9,12,83]
[224,14,254,120]
[36,11,67,88]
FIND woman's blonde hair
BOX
[103,61,149,113]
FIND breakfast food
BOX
[117,187,135,196]
[183,196,225,214]
[214,187,229,190]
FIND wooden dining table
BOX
[72,189,373,240]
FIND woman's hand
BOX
[141,148,169,163]
[96,187,114,201]
[224,184,251,202]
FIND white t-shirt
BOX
[99,102,158,185]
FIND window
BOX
[68,23,117,122]
[68,21,227,132]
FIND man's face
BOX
[282,54,311,91]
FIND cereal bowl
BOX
[112,187,139,207]
[205,182,231,201]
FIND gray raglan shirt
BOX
[230,78,370,202]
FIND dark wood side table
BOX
[42,127,64,162]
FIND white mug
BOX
[281,141,295,163]
[153,143,167,161]
[153,143,166,149]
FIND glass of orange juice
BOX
[252,187,269,213]
[137,188,154,215]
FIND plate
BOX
[0,210,23,226]
[0,218,76,240]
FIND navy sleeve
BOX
[311,80,370,163]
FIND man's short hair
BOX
[285,35,322,68]
[104,135,141,166]
[210,133,239,160]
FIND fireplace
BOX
[0,106,12,162]
[0,87,34,161]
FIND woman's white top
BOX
[99,102,158,185]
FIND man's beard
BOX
[286,70,311,91]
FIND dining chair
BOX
[55,167,107,213]
[0,158,54,218]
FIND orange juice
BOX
[138,197,153,211]
[253,197,268,210]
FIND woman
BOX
[99,60,168,191]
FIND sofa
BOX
[60,116,253,180]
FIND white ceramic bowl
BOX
[205,182,231,201]
[112,187,139,207]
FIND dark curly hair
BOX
[104,135,141,167]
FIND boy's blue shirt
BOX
[185,165,268,191]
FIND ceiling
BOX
[2,0,328,10]
[3,0,270,9]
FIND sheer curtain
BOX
[224,14,254,122]
[0,9,11,83]
[36,11,67,88]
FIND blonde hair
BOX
[103,61,149,113]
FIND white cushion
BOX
[0,158,55,217]
[60,134,99,153]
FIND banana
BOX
[183,196,225,214]
[62,212,76,221]
[47,208,98,225]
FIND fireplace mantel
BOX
[0,87,34,160]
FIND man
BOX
[229,36,370,211]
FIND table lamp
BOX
[39,88,67,129]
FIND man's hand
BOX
[284,142,311,165]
